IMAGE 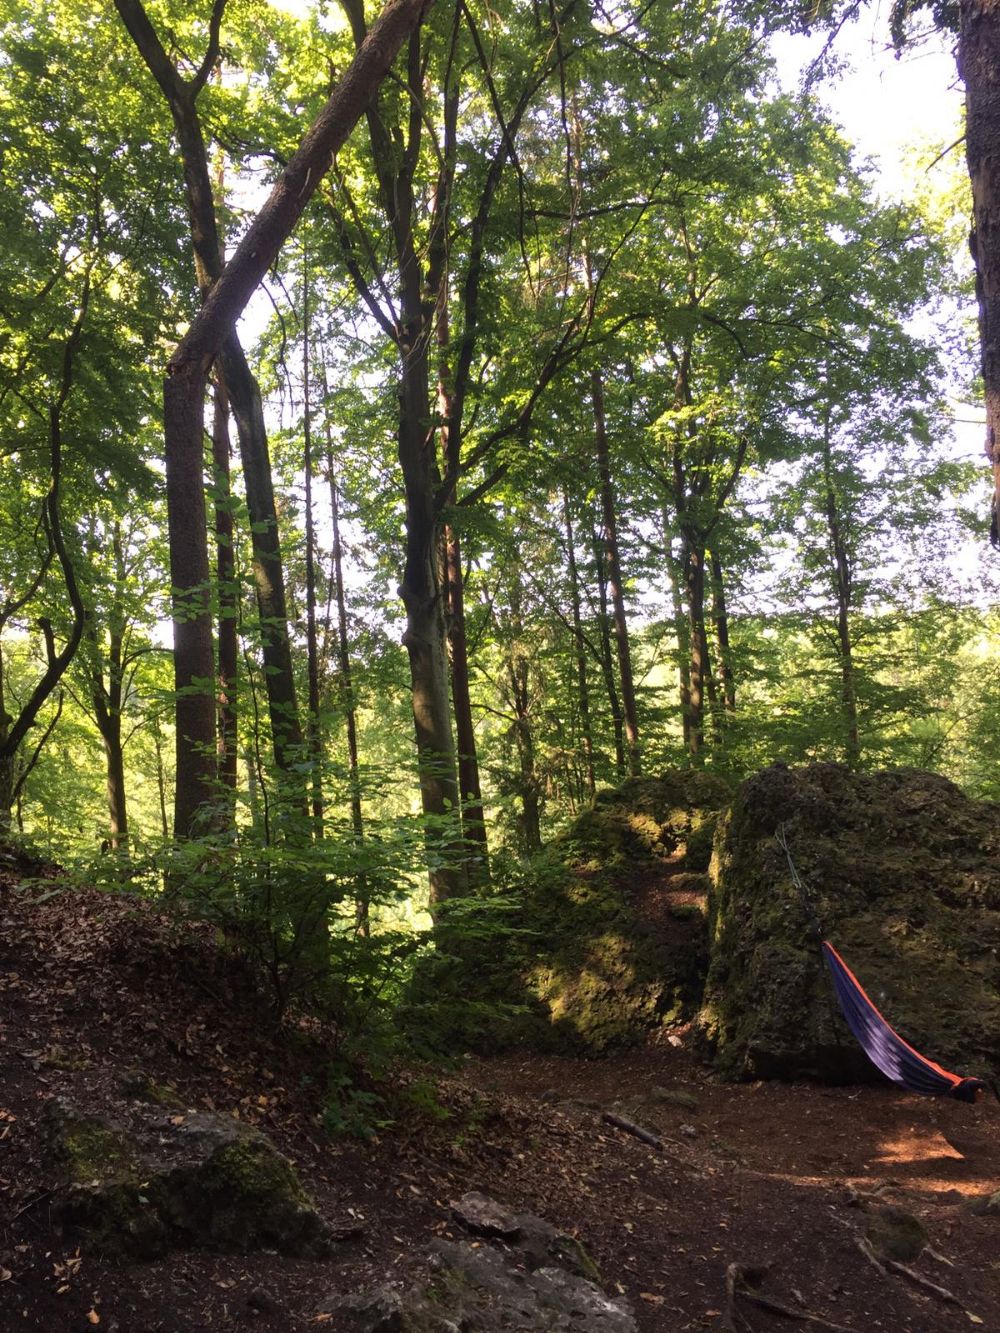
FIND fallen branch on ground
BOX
[601,1111,663,1150]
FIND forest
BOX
[3,0,997,910]
[2,1,1000,1330]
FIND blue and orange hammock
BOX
[820,940,987,1104]
[776,826,992,1105]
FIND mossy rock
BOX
[564,773,731,871]
[696,763,1000,1083]
[866,1207,927,1263]
[45,1100,328,1258]
[162,1122,328,1255]
[403,772,729,1056]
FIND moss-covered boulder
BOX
[403,771,730,1055]
[562,772,730,873]
[697,763,1000,1083]
[516,773,730,1052]
[46,1099,329,1258]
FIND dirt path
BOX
[1,873,998,1331]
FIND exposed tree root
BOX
[724,1263,856,1333]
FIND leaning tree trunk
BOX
[146,0,431,832]
[959,2,1000,543]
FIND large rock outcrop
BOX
[697,763,1000,1083]
[517,772,730,1051]
[408,771,730,1055]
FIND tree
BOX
[155,0,433,837]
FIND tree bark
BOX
[820,411,861,770]
[212,379,238,802]
[301,252,323,831]
[959,1,1000,542]
[592,527,626,776]
[591,367,641,775]
[562,489,596,799]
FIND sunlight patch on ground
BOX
[875,1128,965,1166]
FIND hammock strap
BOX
[776,822,823,942]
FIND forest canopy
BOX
[1,0,996,962]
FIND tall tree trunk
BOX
[301,253,323,831]
[709,548,736,714]
[562,488,596,799]
[398,340,465,902]
[445,526,490,877]
[114,0,306,797]
[103,716,128,852]
[153,725,170,839]
[663,517,692,750]
[212,379,238,802]
[437,288,489,878]
[591,367,641,776]
[592,527,626,776]
[219,340,304,778]
[321,378,368,931]
[959,2,1000,542]
[683,539,709,763]
[507,578,541,855]
[820,413,861,770]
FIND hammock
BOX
[821,941,987,1104]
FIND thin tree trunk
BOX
[562,488,596,799]
[959,2,1000,542]
[591,366,641,775]
[212,379,238,801]
[437,287,489,878]
[302,251,323,831]
[592,527,626,777]
[663,518,692,750]
[684,541,709,764]
[321,378,368,931]
[820,411,861,770]
[709,548,736,713]
[153,725,170,839]
[507,577,541,855]
[445,526,490,876]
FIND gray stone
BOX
[418,1239,636,1331]
[452,1191,521,1239]
[317,1285,405,1332]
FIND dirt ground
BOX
[1,870,998,1333]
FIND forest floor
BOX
[1,861,999,1333]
